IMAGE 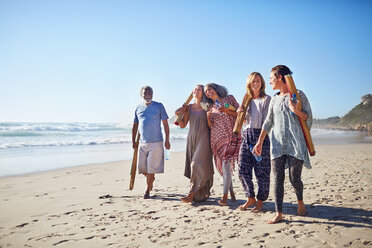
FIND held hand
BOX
[237,106,244,114]
[207,111,212,120]
[217,106,226,113]
[165,140,171,150]
[175,105,187,115]
[252,143,262,156]
[132,141,138,149]
[288,100,299,114]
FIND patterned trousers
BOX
[238,128,271,201]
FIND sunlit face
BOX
[251,75,262,94]
[204,86,218,101]
[270,72,281,90]
[141,88,153,104]
[193,86,203,100]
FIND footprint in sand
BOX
[53,240,69,246]
[98,194,113,199]
[51,223,68,227]
[16,223,29,228]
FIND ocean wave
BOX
[0,122,188,149]
[0,131,44,137]
[0,135,188,149]
[0,122,127,132]
[0,139,131,149]
[310,128,361,136]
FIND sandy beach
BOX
[0,143,371,247]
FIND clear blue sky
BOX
[1,0,371,124]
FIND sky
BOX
[1,0,371,125]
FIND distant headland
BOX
[313,94,372,133]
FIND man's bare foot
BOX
[239,197,256,210]
[251,200,263,213]
[267,212,283,224]
[218,194,228,206]
[230,191,236,202]
[180,193,194,203]
[143,191,150,199]
[297,200,306,216]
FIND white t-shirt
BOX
[245,95,271,129]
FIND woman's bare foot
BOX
[180,193,194,203]
[230,190,236,202]
[297,200,306,216]
[251,200,263,213]
[239,197,256,210]
[267,212,283,224]
[218,194,228,206]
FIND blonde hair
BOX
[245,72,266,106]
[246,72,266,98]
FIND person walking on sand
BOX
[205,83,241,206]
[237,72,271,212]
[253,65,312,224]
[132,86,171,199]
[175,85,214,203]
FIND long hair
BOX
[195,84,210,111]
[205,83,228,98]
[204,83,229,110]
[246,72,266,98]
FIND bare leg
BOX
[239,197,256,210]
[146,173,155,192]
[218,193,228,206]
[180,192,194,203]
[230,189,236,202]
[267,212,283,224]
[297,200,306,215]
[251,200,264,212]
[144,174,155,199]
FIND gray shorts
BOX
[138,141,164,174]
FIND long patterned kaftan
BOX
[209,95,241,175]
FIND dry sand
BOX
[0,143,371,247]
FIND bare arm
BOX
[162,119,171,149]
[222,107,238,117]
[206,111,213,129]
[220,95,238,117]
[175,104,190,128]
[132,123,139,149]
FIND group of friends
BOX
[132,65,313,224]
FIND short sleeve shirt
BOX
[134,101,169,143]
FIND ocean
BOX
[0,122,370,177]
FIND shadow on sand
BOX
[263,201,372,228]
[100,194,372,229]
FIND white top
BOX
[245,95,271,129]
